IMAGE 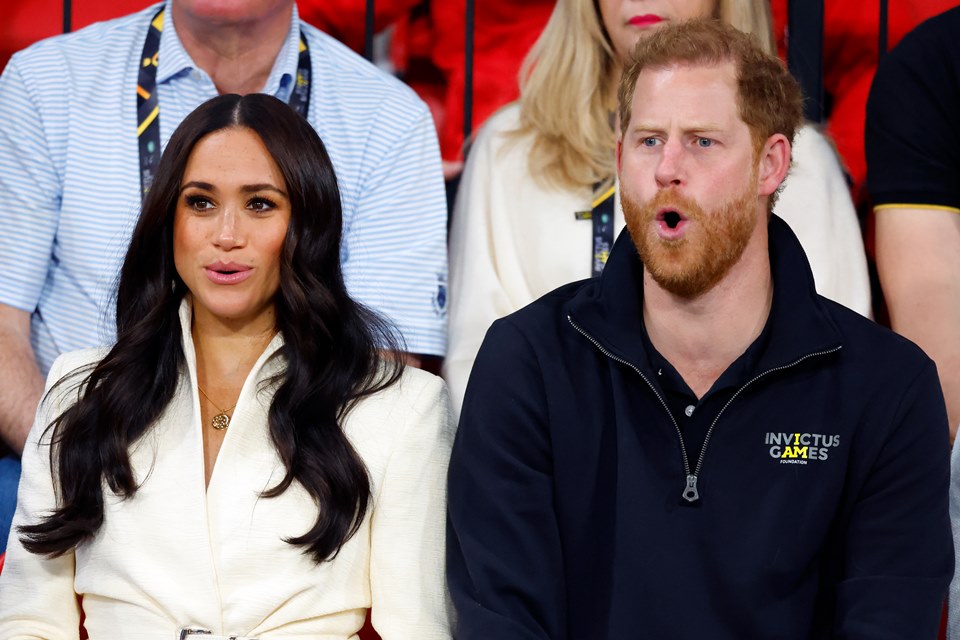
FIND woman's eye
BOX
[185,195,214,211]
[248,197,276,212]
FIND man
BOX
[864,7,960,637]
[0,0,447,551]
[447,20,952,639]
[866,7,960,444]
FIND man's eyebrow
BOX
[629,123,725,133]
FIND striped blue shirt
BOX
[0,1,448,373]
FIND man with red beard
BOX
[447,19,953,640]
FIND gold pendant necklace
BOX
[197,385,237,431]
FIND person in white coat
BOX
[0,93,454,640]
[445,0,871,414]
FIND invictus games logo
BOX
[765,432,840,465]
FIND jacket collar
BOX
[566,215,843,379]
[177,297,286,389]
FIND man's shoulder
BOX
[821,297,933,375]
[487,278,595,347]
[875,5,960,83]
[892,6,960,59]
[8,4,157,72]
[299,21,425,113]
[865,7,960,207]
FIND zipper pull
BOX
[682,474,700,503]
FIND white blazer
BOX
[0,302,455,639]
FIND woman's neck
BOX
[190,309,277,388]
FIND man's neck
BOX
[642,234,773,398]
[171,1,294,95]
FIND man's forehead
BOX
[646,57,737,76]
[634,60,738,96]
[629,61,742,128]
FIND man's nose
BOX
[654,138,685,188]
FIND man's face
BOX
[617,61,767,299]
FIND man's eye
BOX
[696,138,713,148]
[248,197,276,212]
[641,137,659,147]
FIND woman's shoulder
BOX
[482,102,523,133]
[50,347,108,372]
[471,102,527,154]
[344,366,454,465]
[361,365,450,421]
[46,347,110,388]
[39,347,108,408]
[791,124,843,168]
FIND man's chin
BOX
[648,269,724,299]
[640,238,734,298]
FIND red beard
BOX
[622,178,759,298]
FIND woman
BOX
[0,94,454,639]
[445,0,872,412]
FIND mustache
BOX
[623,188,706,227]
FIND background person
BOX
[864,7,960,638]
[443,0,871,414]
[0,93,454,639]
[865,6,960,442]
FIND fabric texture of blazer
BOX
[0,301,456,640]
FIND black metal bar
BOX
[878,0,889,57]
[787,0,825,123]
[364,0,375,61]
[463,0,475,154]
[63,0,72,33]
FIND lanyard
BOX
[136,8,312,198]
[575,185,616,277]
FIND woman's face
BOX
[173,126,291,332]
[598,0,718,64]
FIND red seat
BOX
[358,610,381,640]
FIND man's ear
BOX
[756,133,791,198]
[616,139,623,175]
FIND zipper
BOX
[567,314,841,504]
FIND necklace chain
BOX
[197,384,237,431]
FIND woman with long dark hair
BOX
[0,93,454,639]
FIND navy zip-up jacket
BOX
[447,216,953,639]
